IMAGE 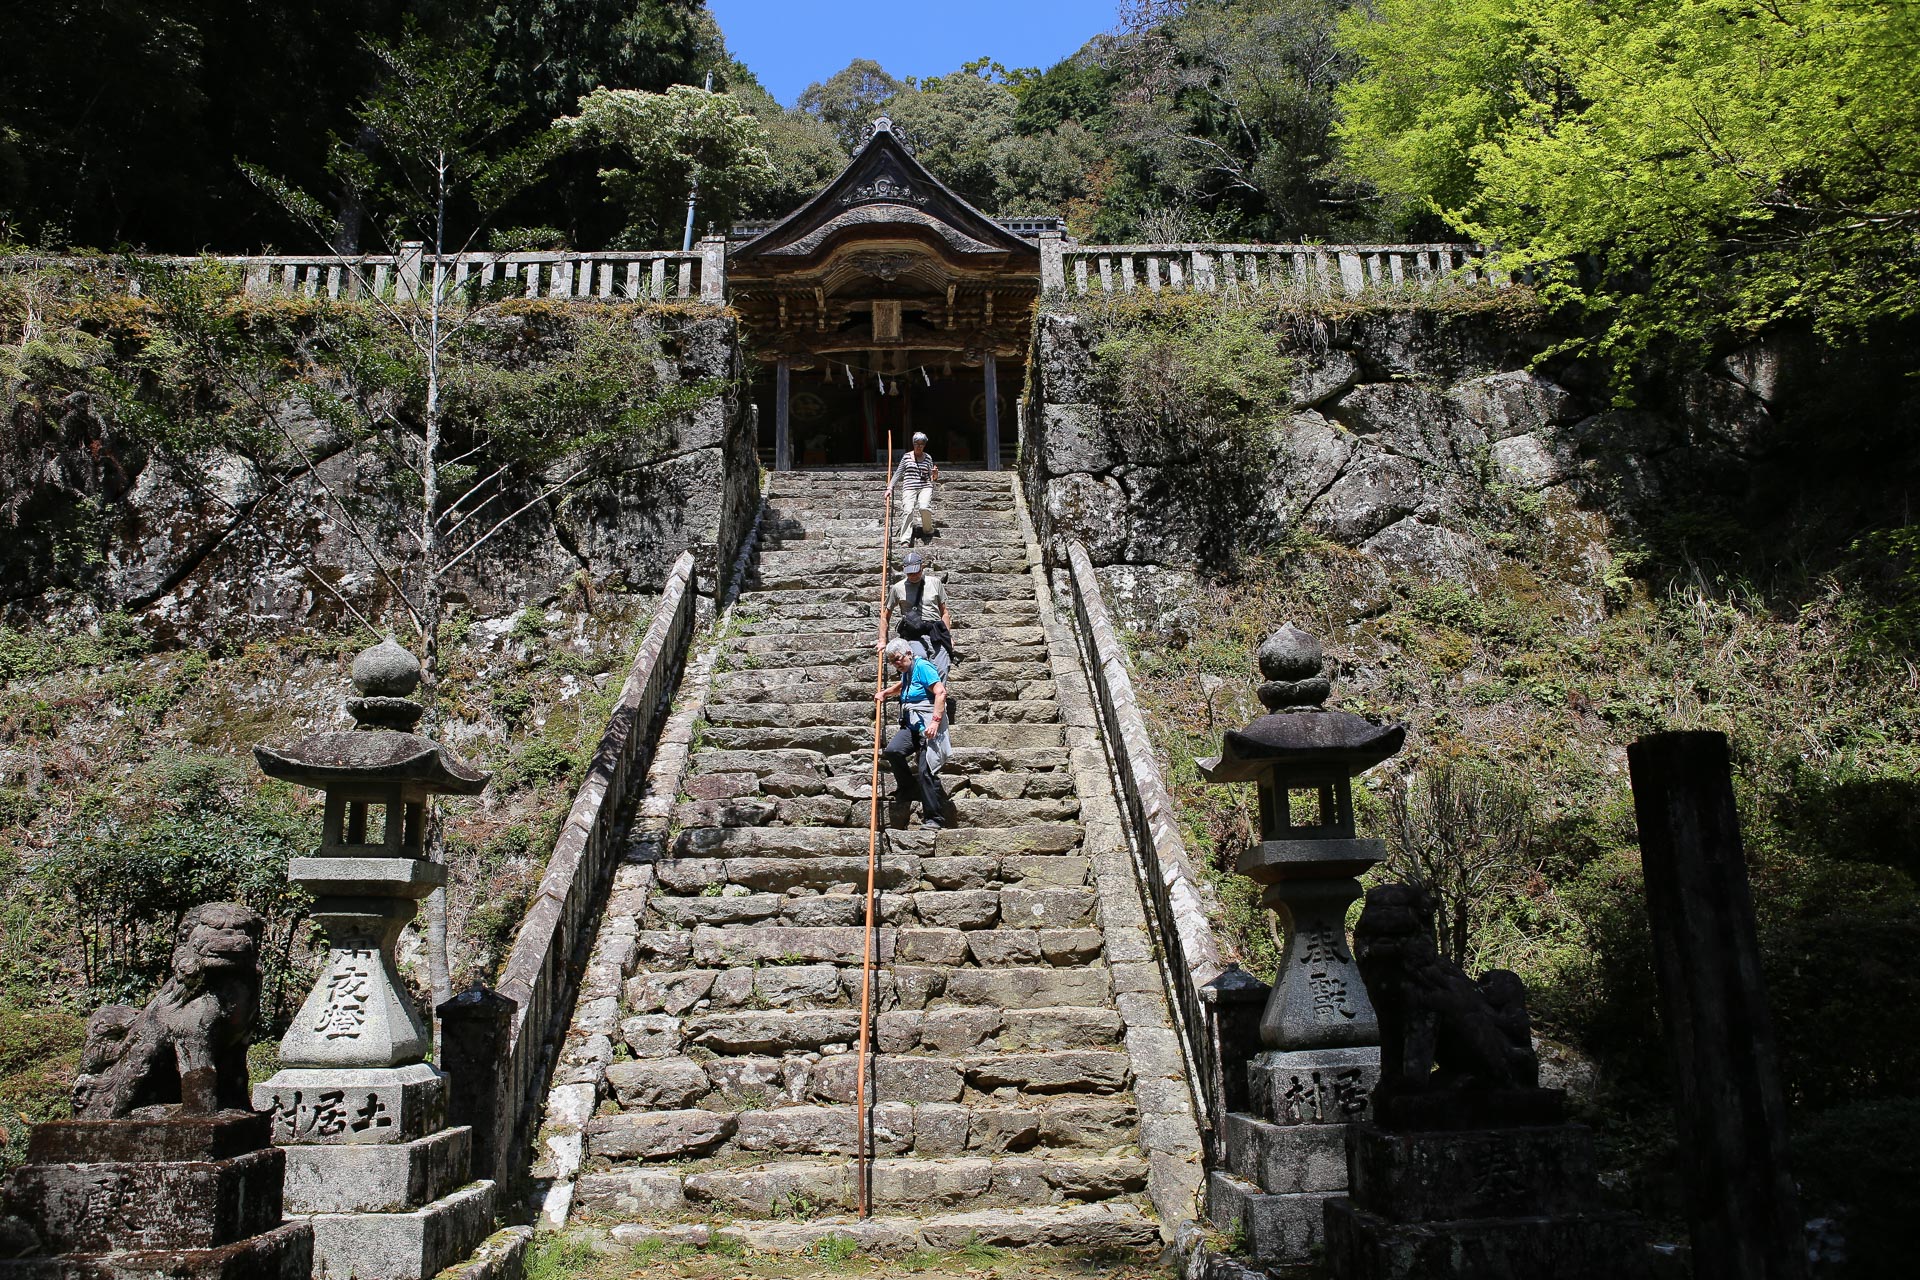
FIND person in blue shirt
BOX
[876,638,950,830]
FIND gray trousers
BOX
[882,706,949,820]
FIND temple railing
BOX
[1040,233,1515,298]
[454,550,699,1193]
[1063,539,1247,1158]
[3,239,727,305]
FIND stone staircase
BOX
[535,469,1192,1254]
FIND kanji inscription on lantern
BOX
[1273,1066,1372,1125]
[1309,971,1359,1022]
[268,1087,351,1141]
[350,1092,394,1134]
[1296,923,1351,968]
[314,948,377,1039]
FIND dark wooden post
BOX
[438,985,515,1187]
[1628,731,1805,1280]
[774,356,792,472]
[982,353,1001,471]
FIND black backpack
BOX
[897,608,958,725]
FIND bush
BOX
[0,1005,88,1178]
[36,755,311,1018]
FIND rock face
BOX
[2,311,756,639]
[1019,303,1872,630]
[526,471,1194,1255]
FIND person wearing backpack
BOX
[878,550,953,668]
[876,638,950,830]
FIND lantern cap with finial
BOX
[253,637,488,797]
[1197,622,1404,783]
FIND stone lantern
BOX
[251,637,495,1280]
[1199,623,1403,1054]
[1197,623,1406,1265]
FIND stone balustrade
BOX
[454,550,700,1194]
[1041,233,1512,298]
[1061,540,1237,1154]
[4,239,728,305]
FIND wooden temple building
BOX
[727,117,1053,469]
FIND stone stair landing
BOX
[532,470,1203,1254]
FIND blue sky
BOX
[708,0,1123,106]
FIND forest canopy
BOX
[5,1,1917,363]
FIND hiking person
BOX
[887,432,938,542]
[877,550,954,676]
[876,638,950,830]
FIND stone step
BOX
[710,675,1056,705]
[730,598,1041,626]
[685,764,1076,804]
[687,744,1068,778]
[713,644,1045,674]
[587,1096,1138,1167]
[702,723,1064,753]
[652,853,1091,897]
[712,655,1053,683]
[704,698,1057,728]
[672,793,1080,831]
[757,548,1026,574]
[627,922,1105,974]
[674,824,1085,862]
[765,492,1015,510]
[738,581,1038,606]
[602,1202,1162,1255]
[733,626,1046,656]
[675,1153,1147,1217]
[759,515,1022,536]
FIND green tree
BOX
[1336,0,1920,369]
[240,28,702,1007]
[559,83,777,244]
[887,74,1021,210]
[723,64,847,218]
[797,59,902,153]
[1105,0,1379,240]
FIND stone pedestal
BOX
[256,1061,493,1279]
[0,1112,312,1279]
[1324,1123,1646,1280]
[1207,1047,1380,1265]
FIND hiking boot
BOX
[920,817,943,831]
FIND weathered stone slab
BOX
[7,1148,285,1253]
[941,966,1111,1009]
[279,1128,471,1214]
[605,1057,713,1110]
[585,1110,735,1162]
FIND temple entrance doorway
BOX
[752,364,1019,468]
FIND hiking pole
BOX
[855,430,894,1219]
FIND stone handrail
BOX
[462,549,699,1192]
[1063,540,1235,1150]
[3,239,727,305]
[1040,233,1511,298]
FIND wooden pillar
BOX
[1628,731,1805,1280]
[983,354,1001,472]
[774,357,792,472]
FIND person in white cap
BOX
[878,549,953,676]
[887,431,938,543]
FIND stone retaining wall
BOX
[1018,300,1807,635]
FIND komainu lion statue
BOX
[1354,883,1539,1097]
[71,902,265,1119]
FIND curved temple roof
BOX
[730,117,1039,277]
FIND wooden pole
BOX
[1628,730,1806,1280]
[854,431,894,1218]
